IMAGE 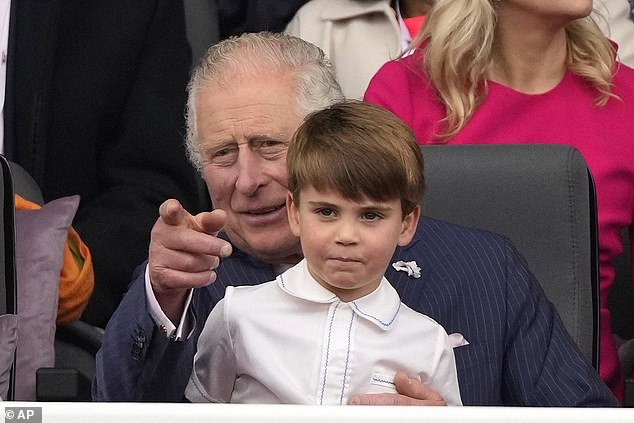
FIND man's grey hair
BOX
[186,32,344,170]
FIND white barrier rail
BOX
[2,403,634,423]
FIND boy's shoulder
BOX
[224,279,282,309]
[397,301,448,335]
[227,278,279,297]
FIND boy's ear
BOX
[397,205,420,246]
[286,192,301,237]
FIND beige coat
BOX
[285,0,402,99]
[595,0,634,68]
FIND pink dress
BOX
[365,50,634,402]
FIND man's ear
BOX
[397,205,420,246]
[286,191,301,237]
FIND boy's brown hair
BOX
[287,100,424,217]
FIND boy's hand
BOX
[348,371,447,406]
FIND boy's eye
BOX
[317,208,335,217]
[362,212,381,221]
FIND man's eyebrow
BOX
[247,134,288,142]
[202,140,237,152]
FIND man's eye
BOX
[215,148,231,156]
[207,147,238,165]
[256,140,287,158]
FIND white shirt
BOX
[394,0,412,51]
[185,259,462,405]
[145,263,194,340]
[145,262,292,341]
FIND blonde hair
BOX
[409,0,616,139]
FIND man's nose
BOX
[234,149,265,195]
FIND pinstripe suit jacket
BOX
[93,217,617,405]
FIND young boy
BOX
[185,101,462,406]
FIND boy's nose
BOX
[335,222,360,245]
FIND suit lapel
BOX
[387,227,431,311]
[388,219,465,333]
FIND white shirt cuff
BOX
[145,263,195,341]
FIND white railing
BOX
[2,403,634,423]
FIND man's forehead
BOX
[197,80,302,143]
[197,110,298,153]
[203,67,295,92]
[198,75,297,113]
[199,107,294,140]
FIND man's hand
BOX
[348,371,447,406]
[149,199,233,322]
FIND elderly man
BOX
[93,32,616,406]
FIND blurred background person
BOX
[217,0,307,38]
[286,0,434,98]
[595,0,634,67]
[3,0,207,328]
[365,0,634,403]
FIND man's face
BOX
[196,72,305,264]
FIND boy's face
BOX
[287,186,419,302]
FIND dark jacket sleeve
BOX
[499,239,617,406]
[93,264,200,402]
[93,251,274,401]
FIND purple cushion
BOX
[0,314,18,400]
[14,195,80,400]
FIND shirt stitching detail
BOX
[339,312,355,404]
[351,300,401,327]
[320,301,340,404]
[371,376,396,386]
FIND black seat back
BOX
[421,144,599,368]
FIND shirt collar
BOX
[394,0,412,50]
[277,259,402,331]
